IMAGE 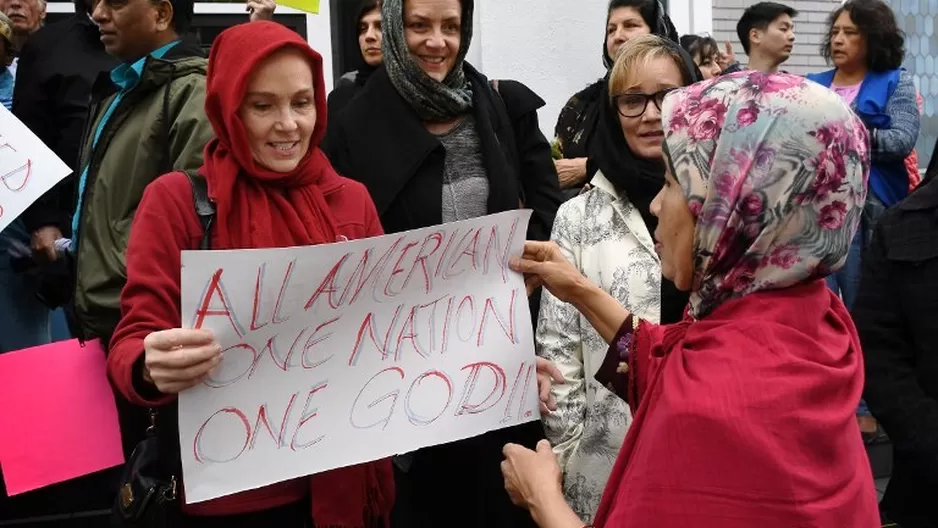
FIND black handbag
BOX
[111,171,216,527]
[111,410,181,527]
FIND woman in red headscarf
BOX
[107,21,394,527]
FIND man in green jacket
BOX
[71,0,209,345]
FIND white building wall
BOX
[466,0,609,139]
[470,0,714,138]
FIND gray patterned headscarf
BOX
[381,0,474,122]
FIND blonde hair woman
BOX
[536,34,699,523]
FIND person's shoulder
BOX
[325,174,379,231]
[161,40,209,77]
[492,79,546,113]
[23,16,83,48]
[565,80,605,107]
[556,188,594,218]
[346,67,391,107]
[337,70,358,86]
[327,174,373,209]
[144,171,200,209]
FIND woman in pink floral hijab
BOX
[663,71,870,318]
[502,72,880,528]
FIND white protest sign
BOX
[179,210,539,504]
[0,105,71,233]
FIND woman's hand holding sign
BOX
[143,329,222,394]
[512,240,631,344]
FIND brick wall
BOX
[711,0,844,76]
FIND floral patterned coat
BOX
[535,171,661,522]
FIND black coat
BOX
[12,13,117,236]
[323,65,562,528]
[323,64,562,242]
[854,177,938,528]
[326,68,374,124]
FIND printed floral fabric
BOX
[535,171,661,523]
[661,71,871,319]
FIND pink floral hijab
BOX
[661,71,870,319]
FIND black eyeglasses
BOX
[612,88,678,118]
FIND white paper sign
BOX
[179,210,539,504]
[0,105,71,233]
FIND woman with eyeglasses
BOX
[534,34,699,523]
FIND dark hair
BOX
[820,0,905,71]
[357,0,380,25]
[608,0,656,30]
[680,34,718,62]
[73,0,91,15]
[151,0,193,35]
[736,2,797,55]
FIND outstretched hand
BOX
[717,40,736,70]
[247,0,276,21]
[510,241,585,303]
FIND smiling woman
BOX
[107,21,395,527]
[321,0,564,525]
[240,47,317,173]
[402,0,461,83]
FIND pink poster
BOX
[0,338,124,495]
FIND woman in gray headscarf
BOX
[322,0,563,526]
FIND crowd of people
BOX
[0,0,935,526]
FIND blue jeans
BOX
[826,226,863,311]
[826,193,887,311]
[0,219,52,353]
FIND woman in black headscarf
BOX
[553,0,679,198]
[326,0,383,118]
[322,0,562,526]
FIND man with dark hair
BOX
[73,0,208,346]
[73,0,275,451]
[68,0,212,468]
[736,1,797,73]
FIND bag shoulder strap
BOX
[182,170,215,250]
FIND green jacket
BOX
[74,40,212,341]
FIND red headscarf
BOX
[202,22,394,526]
[203,20,338,250]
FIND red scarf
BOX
[593,281,879,528]
[203,21,393,526]
[203,21,338,250]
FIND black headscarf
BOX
[602,0,679,68]
[589,39,699,231]
[555,1,685,161]
[589,19,701,325]
[353,0,382,86]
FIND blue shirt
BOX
[0,67,14,111]
[71,41,180,239]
